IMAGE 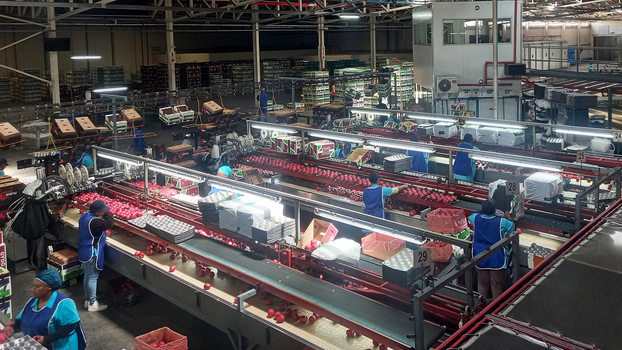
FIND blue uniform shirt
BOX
[363,184,396,219]
[0,169,3,176]
[75,153,93,168]
[469,213,514,269]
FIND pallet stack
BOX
[302,71,330,105]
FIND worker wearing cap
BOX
[406,135,428,173]
[453,133,479,181]
[363,172,408,219]
[469,199,514,300]
[73,144,93,169]
[0,157,8,176]
[257,90,269,122]
[217,165,232,179]
[78,200,113,312]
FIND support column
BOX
[165,0,176,92]
[492,0,498,119]
[370,15,377,71]
[252,5,261,101]
[47,0,60,105]
[318,13,325,69]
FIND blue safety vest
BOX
[363,186,385,218]
[20,292,87,350]
[454,142,474,177]
[74,153,93,168]
[472,214,506,269]
[78,213,107,270]
[406,150,428,173]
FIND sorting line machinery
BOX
[49,146,520,350]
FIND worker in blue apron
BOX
[128,129,146,155]
[453,133,479,181]
[469,199,515,300]
[362,172,408,219]
[73,144,93,169]
[14,270,87,350]
[406,135,428,173]
[257,91,269,122]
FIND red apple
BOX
[267,309,275,318]
[276,314,285,323]
[169,265,176,272]
[299,315,307,323]
[203,283,211,290]
[346,329,355,337]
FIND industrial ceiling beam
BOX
[54,0,117,22]
[171,0,261,22]
[0,13,47,27]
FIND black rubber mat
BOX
[567,226,622,273]
[181,236,446,349]
[460,325,546,350]
[504,259,622,349]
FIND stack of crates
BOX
[18,69,43,103]
[302,71,329,105]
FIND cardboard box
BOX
[165,176,197,189]
[0,122,20,142]
[0,244,6,271]
[277,136,293,153]
[0,179,25,209]
[298,219,338,248]
[361,232,406,260]
[288,137,308,155]
[166,144,193,164]
[203,101,223,115]
[242,169,263,185]
[332,127,354,133]
[180,184,199,196]
[398,121,418,134]
[333,118,353,127]
[0,296,11,319]
[0,272,11,299]
[53,118,77,138]
[159,107,181,125]
[48,248,79,265]
[384,121,399,129]
[308,140,335,159]
[105,114,127,132]
[74,117,97,135]
[346,148,375,167]
[121,109,144,126]
[176,160,196,169]
[47,260,84,282]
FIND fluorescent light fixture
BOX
[339,14,360,19]
[465,120,525,129]
[71,56,102,60]
[315,208,424,245]
[98,153,143,166]
[149,165,205,183]
[308,132,363,144]
[406,115,457,123]
[370,140,435,153]
[554,128,613,138]
[211,182,281,203]
[93,87,128,93]
[251,124,297,134]
[349,108,392,116]
[471,154,561,172]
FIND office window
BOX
[479,19,512,43]
[443,18,511,45]
[443,19,477,45]
[414,20,431,46]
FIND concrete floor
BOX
[4,93,300,350]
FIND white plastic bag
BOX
[311,239,361,261]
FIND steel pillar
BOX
[608,86,614,129]
[165,0,176,92]
[252,5,261,99]
[370,15,377,71]
[47,0,60,105]
[492,0,498,119]
[318,12,325,69]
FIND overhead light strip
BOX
[98,153,143,166]
[470,154,562,172]
[149,165,205,183]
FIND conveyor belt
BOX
[499,223,622,349]
[180,236,446,349]
[459,325,547,350]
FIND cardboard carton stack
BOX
[0,176,25,210]
[165,144,193,164]
[121,109,144,127]
[74,117,97,136]
[53,118,77,139]
[0,232,10,318]
[203,101,223,116]
[0,122,20,145]
[47,248,83,288]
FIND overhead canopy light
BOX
[93,87,128,93]
[71,56,102,60]
[308,132,363,144]
[349,107,392,116]
[465,120,525,129]
[251,124,297,134]
[370,140,435,153]
[554,128,613,138]
[339,14,360,19]
[470,154,562,172]
[98,152,143,166]
[149,165,205,183]
[406,114,457,123]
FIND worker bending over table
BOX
[363,172,408,219]
[453,133,479,181]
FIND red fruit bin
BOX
[425,208,468,235]
[361,232,406,261]
[135,327,188,350]
[421,241,454,262]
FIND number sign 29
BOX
[413,248,432,268]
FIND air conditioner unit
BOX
[436,77,459,94]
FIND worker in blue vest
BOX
[469,199,514,300]
[127,129,146,155]
[0,157,7,176]
[12,270,87,350]
[363,172,408,219]
[406,135,428,173]
[257,90,269,122]
[78,200,113,312]
[453,133,479,181]
[73,144,93,169]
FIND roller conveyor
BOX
[458,325,547,350]
[180,237,446,349]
